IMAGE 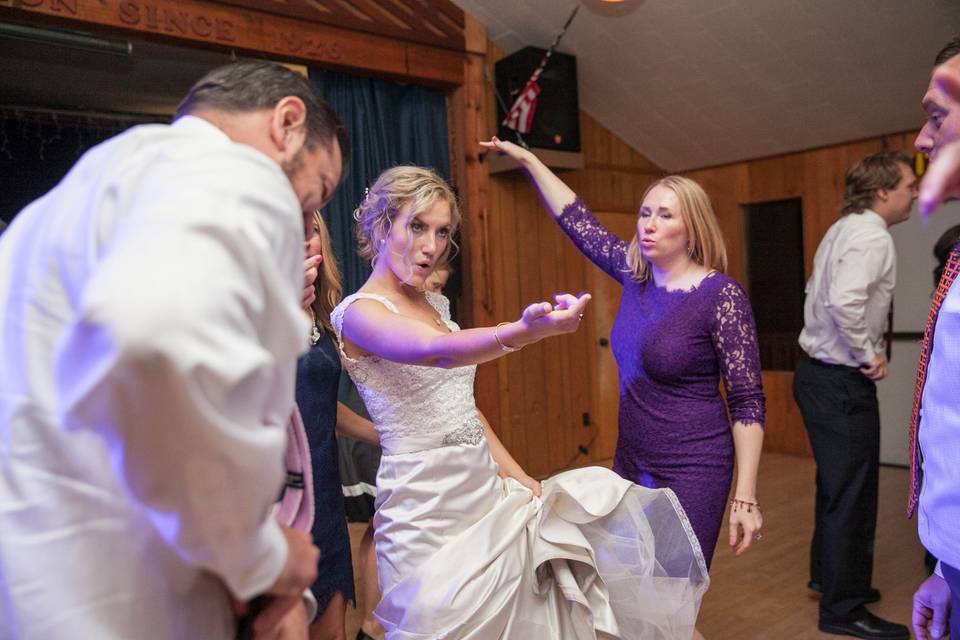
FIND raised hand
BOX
[480,137,579,217]
[480,136,534,163]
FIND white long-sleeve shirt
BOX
[798,210,895,367]
[0,116,309,639]
[918,279,960,573]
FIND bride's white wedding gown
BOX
[331,291,708,639]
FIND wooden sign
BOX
[0,0,465,86]
[214,0,465,52]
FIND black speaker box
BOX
[495,46,580,153]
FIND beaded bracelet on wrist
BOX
[729,498,761,513]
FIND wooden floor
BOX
[343,452,927,639]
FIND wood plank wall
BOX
[475,45,664,478]
[684,131,919,456]
[473,41,921,471]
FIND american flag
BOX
[502,6,579,136]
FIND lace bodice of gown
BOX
[330,291,483,455]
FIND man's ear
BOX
[268,96,308,159]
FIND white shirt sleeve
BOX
[52,148,308,600]
[824,234,891,365]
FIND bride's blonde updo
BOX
[354,166,461,267]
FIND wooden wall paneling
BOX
[497,177,529,465]
[745,152,804,203]
[535,184,568,472]
[760,372,812,456]
[883,131,918,152]
[799,146,844,275]
[514,180,553,477]
[484,175,515,450]
[686,162,749,285]
[561,228,595,467]
[841,139,886,172]
[585,213,638,463]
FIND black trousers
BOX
[793,358,880,620]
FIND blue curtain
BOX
[309,69,451,297]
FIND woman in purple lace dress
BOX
[483,138,766,568]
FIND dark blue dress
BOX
[296,330,355,612]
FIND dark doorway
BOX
[742,198,806,370]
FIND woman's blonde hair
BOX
[625,175,728,282]
[311,211,342,333]
[353,166,461,268]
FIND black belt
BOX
[808,357,861,372]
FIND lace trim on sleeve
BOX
[713,281,766,427]
[556,197,630,280]
[330,293,400,363]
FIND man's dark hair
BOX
[175,61,349,167]
[934,36,960,66]
[839,151,913,216]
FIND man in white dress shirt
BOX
[794,151,917,640]
[911,36,960,640]
[0,62,345,639]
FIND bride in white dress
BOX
[331,166,708,639]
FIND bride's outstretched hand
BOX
[520,292,591,339]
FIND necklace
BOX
[308,308,322,345]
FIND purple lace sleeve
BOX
[711,280,766,427]
[556,198,629,282]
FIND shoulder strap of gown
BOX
[424,290,451,321]
[330,292,400,362]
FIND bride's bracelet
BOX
[494,322,521,353]
[729,498,761,514]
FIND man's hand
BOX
[246,527,318,637]
[860,354,888,381]
[913,573,951,639]
[253,595,309,640]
